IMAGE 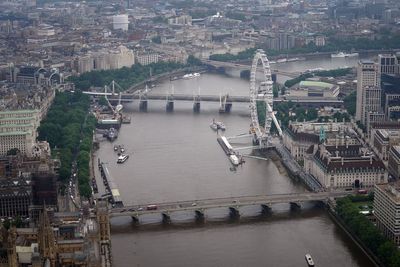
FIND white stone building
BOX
[374,183,400,245]
[304,143,387,189]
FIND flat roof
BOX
[0,131,30,136]
[299,80,334,89]
[0,110,38,115]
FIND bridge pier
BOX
[166,100,174,112]
[195,210,205,223]
[193,102,200,113]
[131,215,139,224]
[229,207,240,220]
[162,212,171,224]
[290,202,301,211]
[224,102,232,112]
[139,100,148,111]
[261,204,272,215]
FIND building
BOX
[372,129,400,160]
[0,175,32,218]
[378,54,400,75]
[283,121,358,161]
[135,52,159,66]
[288,81,339,99]
[168,15,192,26]
[388,146,400,179]
[304,143,387,189]
[0,110,40,156]
[0,207,103,267]
[112,14,129,31]
[374,183,400,245]
[315,36,326,46]
[0,152,58,219]
[355,60,381,125]
[74,46,135,74]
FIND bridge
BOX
[201,59,302,78]
[109,191,351,222]
[83,92,343,108]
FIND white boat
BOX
[216,121,226,131]
[331,52,359,58]
[117,154,129,164]
[305,254,315,267]
[229,154,240,166]
[183,73,200,79]
[120,147,125,153]
[210,122,218,131]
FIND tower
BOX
[355,60,381,125]
[38,207,57,267]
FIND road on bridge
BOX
[109,191,352,218]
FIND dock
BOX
[98,159,124,207]
[217,136,242,166]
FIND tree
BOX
[187,55,202,66]
[151,36,161,44]
[98,96,108,107]
[344,91,356,116]
[6,148,20,156]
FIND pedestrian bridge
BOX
[109,191,351,221]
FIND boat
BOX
[305,254,315,267]
[107,128,118,141]
[331,52,346,58]
[229,154,240,166]
[210,119,225,131]
[114,145,118,151]
[277,58,287,63]
[215,121,226,131]
[117,154,129,164]
[183,73,200,79]
[120,146,125,153]
[210,122,218,131]
[331,52,359,58]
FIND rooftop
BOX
[299,80,334,89]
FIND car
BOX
[146,205,158,210]
[138,207,143,211]
[120,209,126,213]
[232,200,237,203]
[128,208,135,212]
[191,202,197,206]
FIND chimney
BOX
[370,155,373,165]
[341,157,344,165]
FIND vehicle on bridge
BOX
[146,204,158,210]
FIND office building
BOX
[304,143,387,189]
[388,146,400,179]
[374,183,400,245]
[355,60,381,125]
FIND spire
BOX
[38,205,57,266]
[319,125,326,143]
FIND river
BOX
[94,55,375,267]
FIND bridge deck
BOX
[109,191,351,217]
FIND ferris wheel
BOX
[249,49,282,147]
